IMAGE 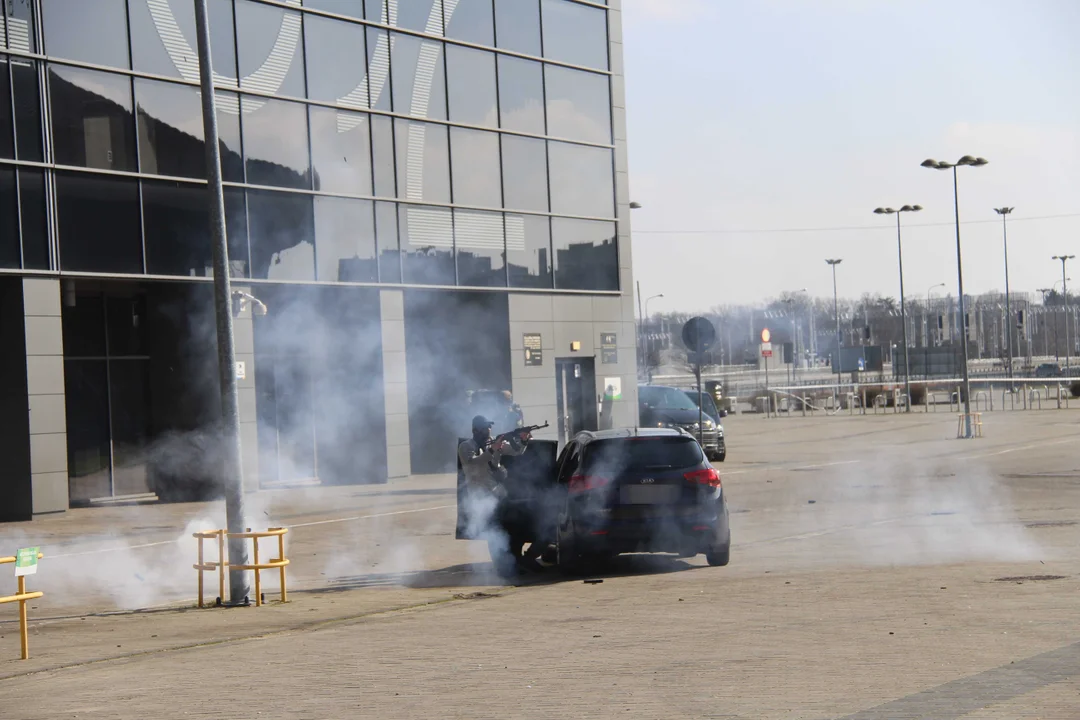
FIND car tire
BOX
[716,451,726,463]
[706,543,730,567]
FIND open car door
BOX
[456,438,559,540]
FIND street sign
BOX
[762,350,773,358]
[15,547,39,577]
[682,317,716,353]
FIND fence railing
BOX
[193,528,289,608]
[0,551,44,660]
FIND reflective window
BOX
[366,0,386,21]
[507,213,552,289]
[540,0,608,70]
[304,14,368,109]
[304,0,365,19]
[142,180,211,277]
[450,128,501,208]
[552,217,617,291]
[455,209,505,287]
[367,28,392,111]
[544,65,611,144]
[446,45,497,127]
[130,0,236,80]
[135,79,244,182]
[49,65,137,172]
[494,0,541,56]
[501,135,548,212]
[242,96,311,189]
[19,168,48,270]
[42,0,130,69]
[236,0,306,98]
[56,172,142,274]
[394,119,450,204]
[445,0,494,47]
[548,141,614,218]
[391,33,447,120]
[0,168,16,267]
[12,57,43,161]
[371,115,396,198]
[0,58,11,158]
[3,0,36,53]
[400,204,454,285]
[224,187,250,278]
[247,189,315,281]
[314,196,378,283]
[216,92,245,183]
[310,106,373,196]
[497,55,545,134]
[390,0,443,34]
[375,200,400,282]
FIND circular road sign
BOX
[682,316,716,353]
[761,328,771,344]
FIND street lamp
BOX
[825,259,843,396]
[921,155,988,438]
[874,205,922,411]
[994,207,1015,383]
[1053,255,1075,373]
[641,293,663,381]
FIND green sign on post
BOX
[15,547,39,577]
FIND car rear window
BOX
[582,437,703,474]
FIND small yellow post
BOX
[217,530,225,603]
[18,576,28,661]
[277,530,287,603]
[251,530,261,607]
[197,536,205,608]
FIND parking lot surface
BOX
[1,410,1078,719]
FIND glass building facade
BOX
[0,0,636,520]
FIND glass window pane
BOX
[507,213,552,289]
[304,14,368,108]
[367,28,392,111]
[375,200,400,282]
[19,168,48,270]
[0,57,12,158]
[130,0,236,80]
[548,141,613,218]
[450,127,500,208]
[552,217,617,291]
[0,167,17,268]
[446,45,496,127]
[42,0,130,69]
[497,55,544,134]
[247,189,315,281]
[501,135,548,212]
[371,115,396,198]
[544,66,611,144]
[400,204,454,285]
[56,172,142,274]
[390,0,443,34]
[310,106,373,196]
[216,92,245,183]
[541,0,608,70]
[314,196,377,283]
[236,0,306,98]
[242,96,311,189]
[494,0,540,56]
[391,33,446,120]
[143,180,211,277]
[394,119,450,203]
[12,57,43,162]
[4,0,37,53]
[445,0,494,46]
[225,187,250,278]
[366,0,386,21]
[455,209,505,287]
[62,294,105,358]
[304,0,365,19]
[49,65,137,172]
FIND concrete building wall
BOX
[24,279,68,513]
[381,290,411,479]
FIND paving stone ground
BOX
[1,410,1078,719]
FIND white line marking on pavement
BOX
[955,436,1076,461]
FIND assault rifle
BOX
[487,422,549,450]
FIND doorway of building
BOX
[555,358,598,445]
[63,285,153,505]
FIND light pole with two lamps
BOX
[1053,255,1075,373]
[873,205,922,411]
[921,155,988,438]
[825,259,843,401]
[994,207,1015,383]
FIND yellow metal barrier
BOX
[957,412,984,439]
[193,528,289,608]
[0,552,44,660]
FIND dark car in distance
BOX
[639,385,723,461]
[457,428,731,576]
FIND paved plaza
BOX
[1,410,1079,719]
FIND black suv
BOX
[639,385,723,461]
[456,428,731,576]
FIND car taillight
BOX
[568,475,610,494]
[684,468,721,488]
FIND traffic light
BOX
[937,315,944,330]
[864,327,871,340]
[1017,310,1025,328]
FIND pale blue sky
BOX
[622,0,1080,313]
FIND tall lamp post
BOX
[643,293,663,381]
[825,259,843,398]
[1053,255,1075,373]
[874,205,921,411]
[994,207,1015,383]
[921,155,988,439]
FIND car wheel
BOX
[706,542,730,567]
[717,451,726,463]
